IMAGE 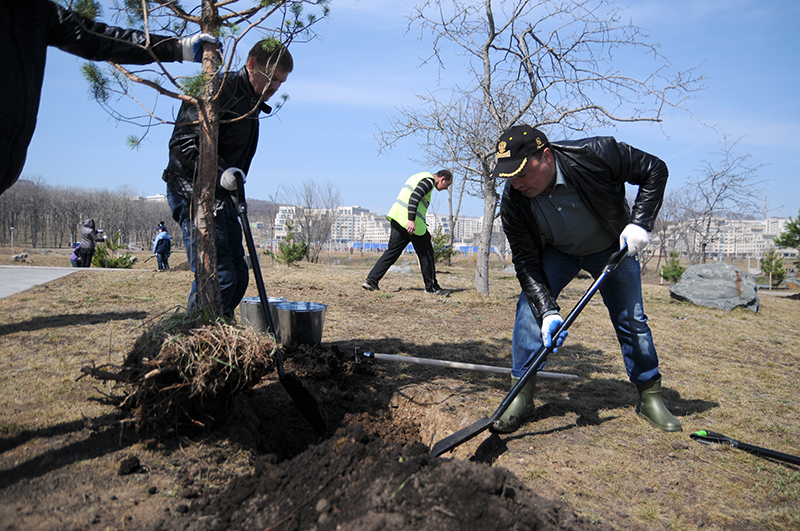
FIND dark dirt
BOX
[154,345,611,531]
[1,343,610,531]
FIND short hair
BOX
[528,148,547,161]
[435,169,453,182]
[248,38,294,73]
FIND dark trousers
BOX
[366,220,439,291]
[167,188,248,317]
[157,252,170,270]
[79,250,94,268]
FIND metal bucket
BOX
[239,296,287,340]
[274,302,328,347]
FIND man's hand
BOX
[180,33,219,63]
[620,223,649,256]
[406,220,416,234]
[220,167,246,190]
[541,314,568,352]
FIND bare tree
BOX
[11,177,51,248]
[0,176,180,251]
[649,191,681,273]
[79,0,329,316]
[491,229,511,268]
[678,136,765,263]
[378,0,702,294]
[286,180,342,263]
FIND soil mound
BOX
[161,423,609,531]
[136,343,611,531]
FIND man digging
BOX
[493,125,681,434]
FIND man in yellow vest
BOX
[363,170,453,295]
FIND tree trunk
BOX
[475,174,499,294]
[193,1,223,316]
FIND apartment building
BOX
[654,217,798,260]
[270,204,495,248]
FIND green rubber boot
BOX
[635,376,682,432]
[490,375,537,434]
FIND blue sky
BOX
[22,0,800,220]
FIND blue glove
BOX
[180,33,219,63]
[541,314,568,352]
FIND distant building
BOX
[270,205,501,250]
[652,217,798,261]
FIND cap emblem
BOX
[497,140,511,159]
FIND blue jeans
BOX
[511,245,660,383]
[167,188,248,317]
[156,252,170,270]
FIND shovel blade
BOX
[429,246,631,458]
[280,370,328,436]
[430,416,494,458]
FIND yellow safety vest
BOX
[386,172,433,236]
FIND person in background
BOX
[362,170,453,295]
[79,219,104,268]
[69,242,81,267]
[492,124,681,435]
[0,0,217,197]
[153,224,172,270]
[163,39,293,318]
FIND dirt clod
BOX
[118,455,141,475]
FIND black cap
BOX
[491,125,549,179]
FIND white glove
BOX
[180,33,218,63]
[220,167,246,191]
[541,314,567,352]
[620,223,649,256]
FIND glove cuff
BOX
[180,38,192,62]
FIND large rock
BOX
[669,262,760,312]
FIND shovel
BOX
[231,171,327,436]
[430,245,629,458]
[690,430,800,465]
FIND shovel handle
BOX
[495,245,628,418]
[691,430,800,466]
[429,245,629,457]
[232,174,280,359]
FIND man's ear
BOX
[246,56,257,74]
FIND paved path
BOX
[0,265,79,299]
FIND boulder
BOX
[388,265,414,274]
[668,262,759,312]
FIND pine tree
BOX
[275,219,308,267]
[659,252,685,283]
[759,248,786,288]
[774,210,800,267]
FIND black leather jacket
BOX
[0,0,182,196]
[163,67,271,202]
[500,136,668,319]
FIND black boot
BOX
[635,375,682,432]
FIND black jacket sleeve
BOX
[45,1,182,64]
[500,136,668,319]
[500,181,560,320]
[557,137,668,233]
